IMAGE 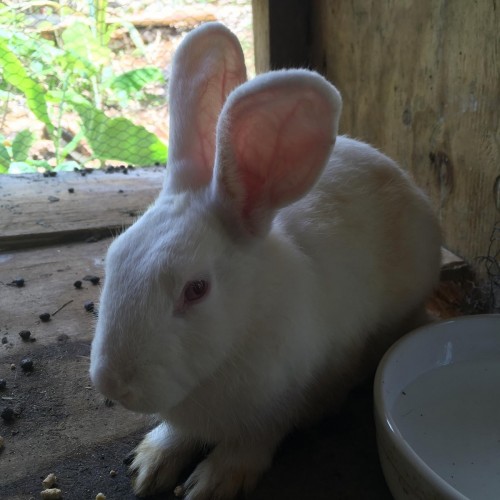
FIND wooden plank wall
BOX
[253,0,500,272]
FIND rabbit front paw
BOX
[129,423,198,497]
[180,441,274,500]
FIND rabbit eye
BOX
[184,280,209,303]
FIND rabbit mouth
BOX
[114,378,190,415]
[114,390,159,414]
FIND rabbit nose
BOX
[90,363,131,402]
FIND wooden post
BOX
[252,0,312,73]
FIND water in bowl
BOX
[393,358,500,500]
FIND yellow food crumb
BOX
[40,488,62,499]
[42,473,57,489]
[95,493,106,500]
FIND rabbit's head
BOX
[89,23,342,414]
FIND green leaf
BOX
[0,38,54,134]
[0,143,11,168]
[0,3,27,28]
[8,161,38,174]
[2,29,60,65]
[61,22,110,66]
[28,159,51,169]
[74,104,167,166]
[110,67,164,96]
[55,160,80,172]
[54,49,99,77]
[88,0,109,46]
[47,89,94,107]
[11,129,35,161]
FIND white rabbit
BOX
[89,22,441,500]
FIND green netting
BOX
[0,0,253,173]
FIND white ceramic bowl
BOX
[374,314,500,500]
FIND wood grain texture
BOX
[252,0,270,73]
[310,0,500,267]
[0,169,163,251]
[252,0,312,71]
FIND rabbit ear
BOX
[212,70,342,237]
[166,22,247,192]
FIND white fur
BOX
[89,22,441,500]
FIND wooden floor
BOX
[0,170,464,500]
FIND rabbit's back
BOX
[277,134,441,347]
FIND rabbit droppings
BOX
[90,22,441,500]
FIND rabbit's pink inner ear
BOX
[166,24,247,192]
[216,77,340,234]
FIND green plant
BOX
[0,0,168,172]
[73,101,167,166]
[0,129,35,173]
[0,129,78,173]
[0,37,54,134]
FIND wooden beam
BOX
[252,0,312,72]
[0,169,163,251]
[252,0,270,73]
